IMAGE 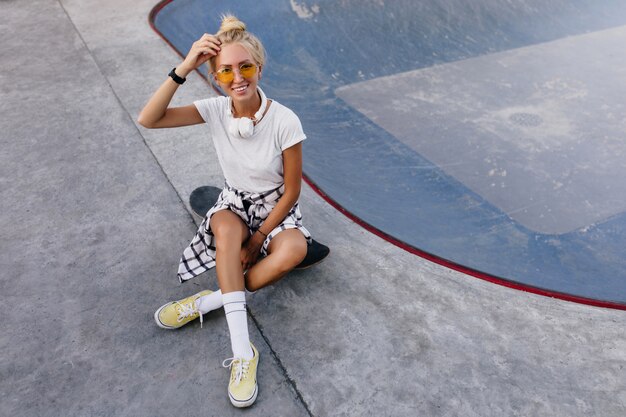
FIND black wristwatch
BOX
[168,67,186,85]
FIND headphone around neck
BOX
[228,87,268,139]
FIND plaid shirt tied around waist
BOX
[177,183,311,282]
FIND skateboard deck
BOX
[189,185,329,269]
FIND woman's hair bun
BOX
[209,13,266,72]
[218,14,246,34]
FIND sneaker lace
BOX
[222,357,250,385]
[175,299,203,328]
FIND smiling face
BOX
[213,43,262,108]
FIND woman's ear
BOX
[258,65,263,80]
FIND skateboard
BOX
[189,186,329,269]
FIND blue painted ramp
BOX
[151,0,626,307]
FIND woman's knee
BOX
[270,232,307,268]
[211,211,247,244]
[291,238,308,264]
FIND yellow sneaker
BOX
[222,343,259,408]
[154,290,212,329]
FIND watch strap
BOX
[168,67,186,85]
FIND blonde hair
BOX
[209,14,266,72]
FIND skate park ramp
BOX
[152,0,626,308]
[2,1,626,416]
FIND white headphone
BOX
[228,87,268,139]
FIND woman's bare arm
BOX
[137,79,204,128]
[137,34,221,129]
[240,142,304,266]
[258,142,303,234]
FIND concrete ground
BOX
[1,1,624,416]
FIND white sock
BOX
[222,291,253,360]
[196,290,223,314]
[196,287,256,315]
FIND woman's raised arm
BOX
[137,34,221,129]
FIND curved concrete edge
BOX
[150,0,626,310]
[303,174,626,311]
[143,2,625,415]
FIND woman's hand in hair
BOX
[178,34,221,76]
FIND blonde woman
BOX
[138,15,311,408]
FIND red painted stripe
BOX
[148,0,626,311]
[302,174,626,311]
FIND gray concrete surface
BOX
[1,0,625,416]
[0,1,306,416]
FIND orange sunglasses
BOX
[215,63,258,83]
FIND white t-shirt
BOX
[194,96,306,194]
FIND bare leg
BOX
[210,210,249,293]
[210,210,254,364]
[245,229,307,291]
